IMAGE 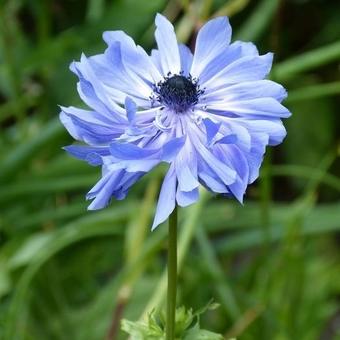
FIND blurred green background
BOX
[0,0,340,339]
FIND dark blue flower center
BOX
[154,74,203,113]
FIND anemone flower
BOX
[60,14,290,230]
[60,13,290,339]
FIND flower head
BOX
[60,14,291,229]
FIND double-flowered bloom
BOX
[60,14,291,229]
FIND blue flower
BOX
[60,14,291,229]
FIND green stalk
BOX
[166,206,178,340]
[140,190,208,319]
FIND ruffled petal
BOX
[197,41,259,85]
[191,17,232,78]
[202,53,273,89]
[176,187,199,207]
[243,133,268,183]
[60,106,125,144]
[189,128,237,186]
[207,97,291,118]
[87,170,124,210]
[175,142,199,192]
[103,30,162,84]
[236,118,287,146]
[87,169,144,209]
[152,164,177,230]
[154,14,181,75]
[213,144,249,202]
[203,80,287,103]
[178,44,193,76]
[63,145,110,165]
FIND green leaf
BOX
[121,315,164,339]
[184,324,225,340]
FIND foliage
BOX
[0,0,339,339]
[122,302,225,339]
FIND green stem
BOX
[166,206,178,340]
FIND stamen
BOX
[153,73,204,113]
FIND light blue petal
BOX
[176,187,199,207]
[87,170,124,209]
[125,97,137,123]
[203,80,287,103]
[244,133,268,183]
[216,134,238,145]
[161,136,186,162]
[87,170,143,209]
[154,13,181,75]
[60,106,124,144]
[237,118,287,146]
[76,78,124,121]
[175,162,200,192]
[72,54,130,108]
[203,118,221,145]
[197,41,259,84]
[150,49,163,73]
[208,97,291,118]
[104,42,153,102]
[103,30,162,83]
[120,159,160,172]
[63,145,110,165]
[109,142,158,160]
[203,53,273,89]
[152,164,177,230]
[191,17,232,78]
[192,134,236,186]
[198,163,228,194]
[113,172,144,199]
[178,44,193,75]
[214,144,249,202]
[174,139,199,192]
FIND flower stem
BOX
[166,206,177,340]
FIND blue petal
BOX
[125,97,137,123]
[63,145,110,165]
[104,43,153,102]
[191,17,232,78]
[113,172,144,199]
[244,133,268,183]
[109,142,159,160]
[198,162,229,194]
[154,13,181,75]
[193,135,237,186]
[203,80,287,103]
[76,78,124,121]
[175,162,199,192]
[217,134,238,145]
[152,164,177,230]
[161,136,186,162]
[178,44,193,75]
[150,49,163,73]
[174,139,199,192]
[60,106,124,144]
[203,53,273,89]
[72,54,129,108]
[176,187,199,207]
[87,170,124,210]
[237,118,287,146]
[119,159,160,172]
[203,118,221,145]
[214,144,249,202]
[197,41,259,85]
[87,170,144,209]
[208,97,291,118]
[103,30,162,83]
